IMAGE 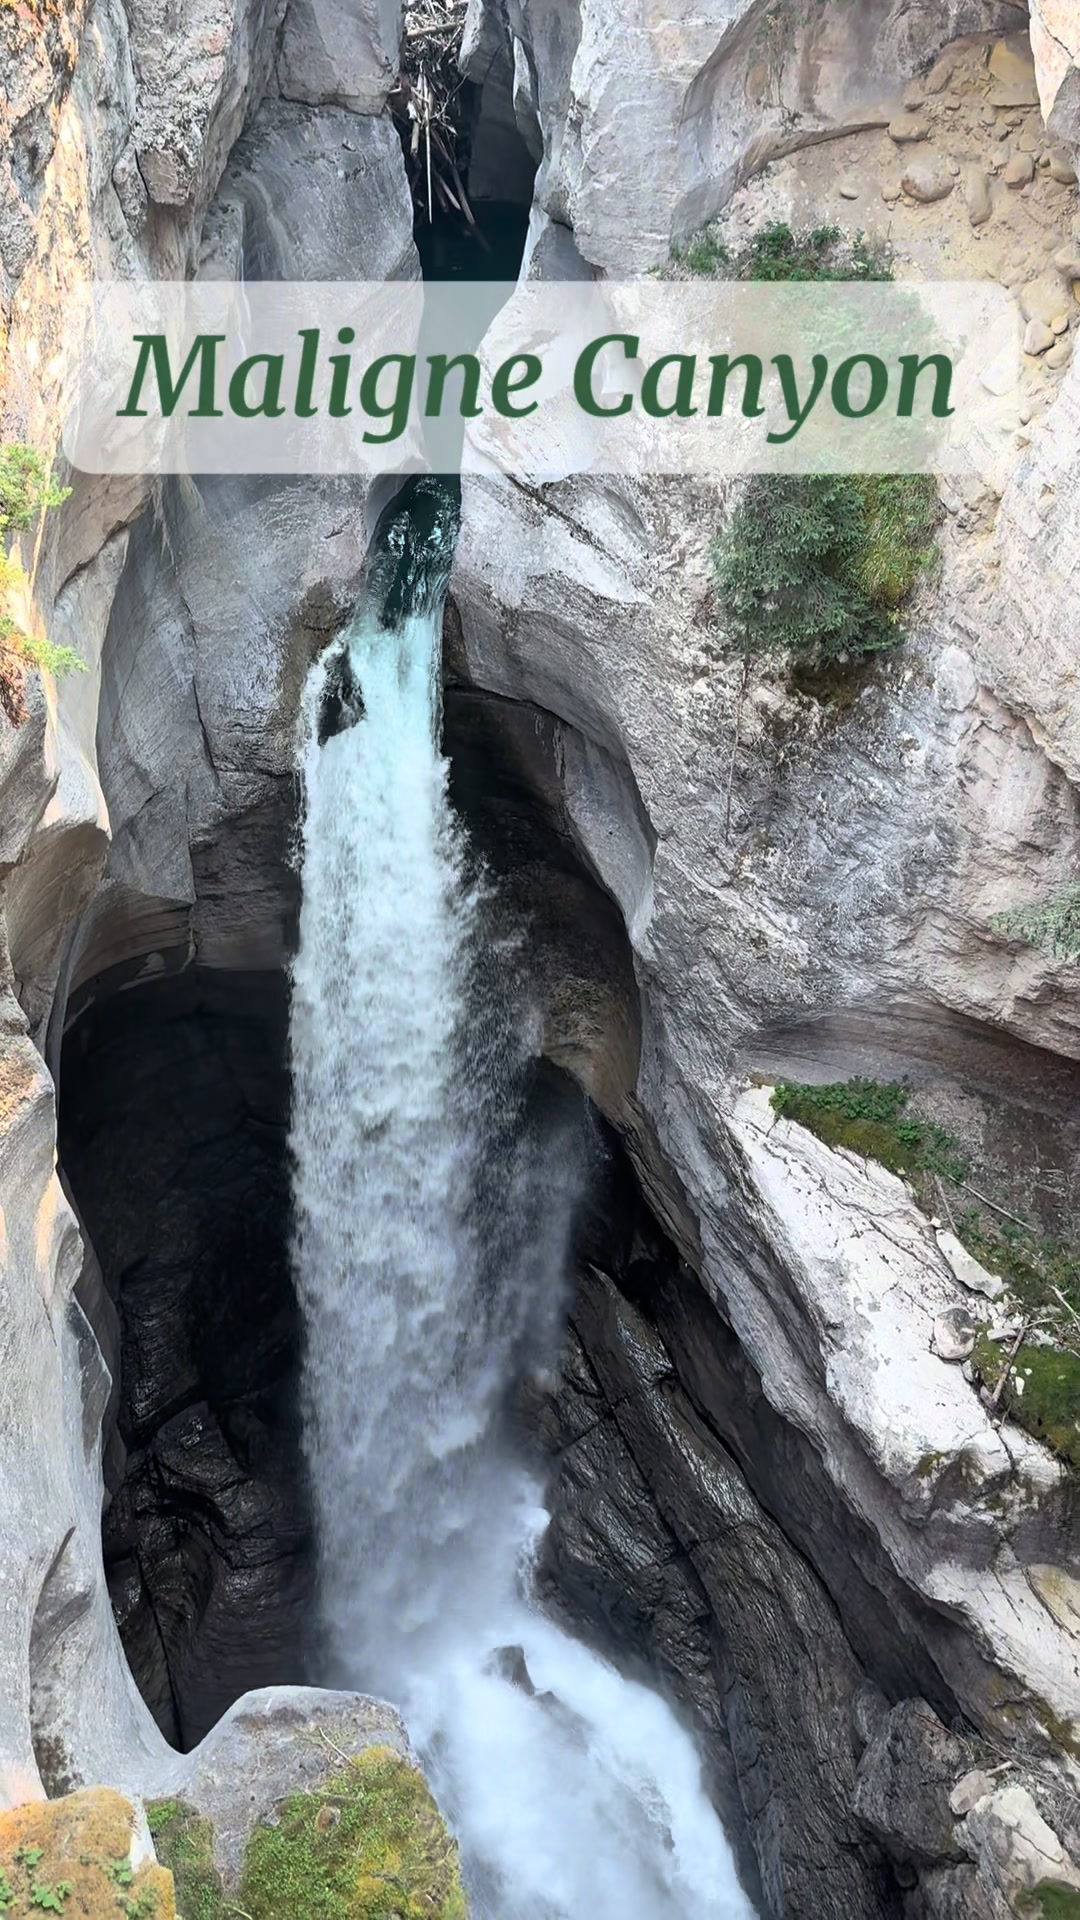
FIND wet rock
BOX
[932,1307,978,1362]
[1004,151,1036,187]
[488,1645,536,1694]
[902,158,954,203]
[963,167,992,226]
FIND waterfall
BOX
[289,477,756,1920]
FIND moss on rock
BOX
[238,1746,468,1920]
[145,1802,224,1920]
[973,1334,1080,1471]
[0,1788,175,1918]
[1018,1883,1080,1920]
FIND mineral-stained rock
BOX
[0,1789,176,1918]
[932,1307,978,1361]
[902,157,955,202]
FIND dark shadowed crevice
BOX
[58,969,311,1751]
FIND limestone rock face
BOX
[278,0,402,113]
[451,466,1080,1905]
[1030,0,1080,147]
[464,0,1024,272]
[0,0,418,1813]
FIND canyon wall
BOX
[1,0,1079,1916]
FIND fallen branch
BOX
[987,1315,1033,1416]
[958,1182,1033,1232]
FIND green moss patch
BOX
[770,1078,968,1183]
[238,1746,468,1920]
[972,1336,1080,1472]
[1018,1883,1080,1920]
[146,1802,224,1920]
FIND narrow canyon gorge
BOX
[1,0,1080,1916]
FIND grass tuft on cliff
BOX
[673,219,893,282]
[991,885,1080,962]
[238,1747,468,1920]
[1018,1884,1080,1920]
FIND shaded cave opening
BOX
[59,969,309,1751]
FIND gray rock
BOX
[1049,145,1079,184]
[277,0,401,115]
[853,1699,968,1866]
[932,1308,978,1362]
[949,1768,994,1817]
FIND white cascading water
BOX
[290,479,756,1920]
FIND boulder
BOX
[902,157,954,202]
[963,166,992,227]
[853,1699,968,1867]
[889,113,931,142]
[1003,150,1036,186]
[277,0,401,115]
[1024,319,1057,355]
[932,1307,978,1361]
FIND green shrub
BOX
[0,446,70,538]
[991,885,1080,961]
[0,442,80,725]
[686,222,936,671]
[712,472,939,664]
[676,220,893,283]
